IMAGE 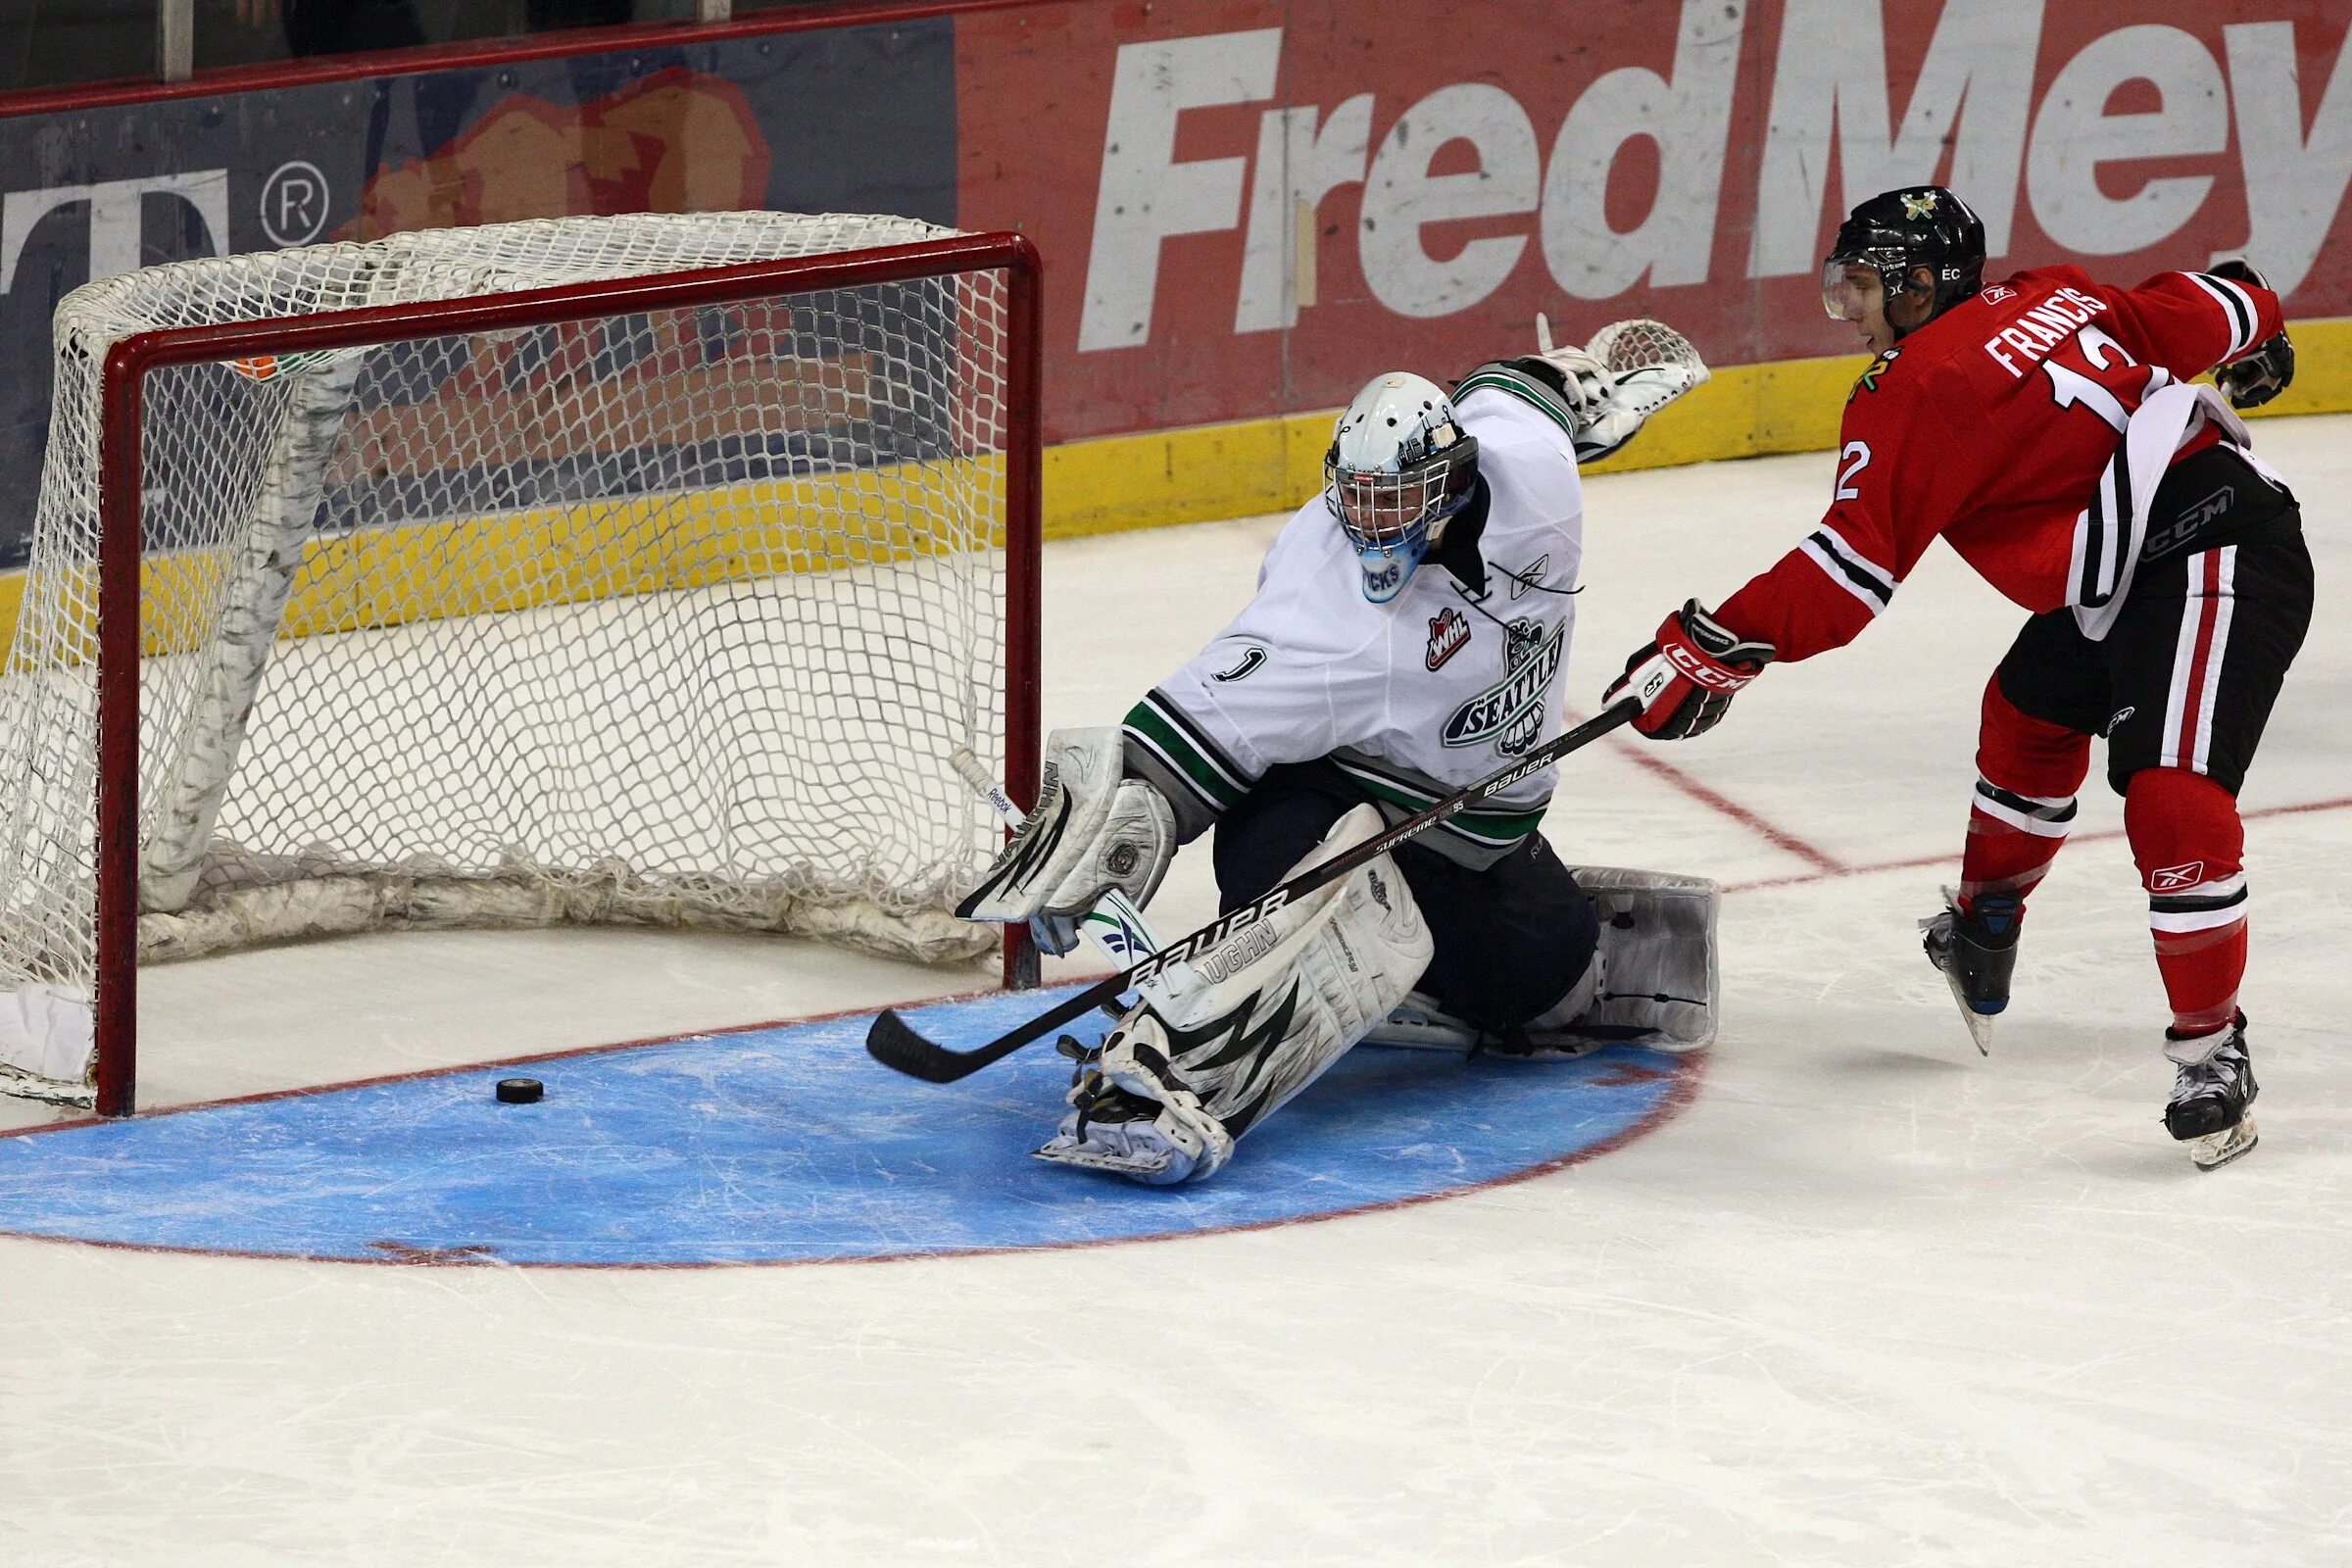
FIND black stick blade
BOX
[864,1008,977,1083]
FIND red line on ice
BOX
[1725,794,2352,895]
[1598,732,1848,873]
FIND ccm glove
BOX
[2217,333,2293,410]
[1604,601,1775,740]
[2208,259,2295,411]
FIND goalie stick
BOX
[868,697,1646,1083]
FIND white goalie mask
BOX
[1323,372,1480,603]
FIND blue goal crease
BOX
[0,985,1694,1267]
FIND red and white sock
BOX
[2127,767,2248,1036]
[1960,677,2091,915]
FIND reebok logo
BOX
[1507,555,1550,601]
[2150,861,2207,893]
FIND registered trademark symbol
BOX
[260,161,329,248]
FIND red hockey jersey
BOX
[1715,266,2284,662]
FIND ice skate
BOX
[2164,1012,2259,1171]
[1032,1033,1220,1185]
[1920,888,2020,1055]
[1364,991,1482,1053]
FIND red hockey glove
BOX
[1604,601,1775,740]
[2208,259,2295,411]
[2217,332,2294,410]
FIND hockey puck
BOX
[494,1077,545,1104]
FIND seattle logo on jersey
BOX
[1441,617,1564,755]
[1425,607,1470,670]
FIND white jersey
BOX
[1122,377,1584,868]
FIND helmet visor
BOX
[1327,463,1449,549]
[1821,259,1884,323]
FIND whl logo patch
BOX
[1442,617,1565,755]
[1426,607,1470,669]
[2150,860,2207,893]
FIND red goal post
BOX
[62,228,1042,1116]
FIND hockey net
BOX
[0,212,1040,1111]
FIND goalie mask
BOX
[1324,373,1479,603]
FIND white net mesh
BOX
[0,212,1023,1101]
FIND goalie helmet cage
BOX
[0,215,1042,1116]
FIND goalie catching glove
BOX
[956,727,1176,956]
[1505,314,1710,466]
[1605,601,1775,740]
[1037,805,1432,1184]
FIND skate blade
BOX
[1362,1017,1481,1053]
[2189,1116,2258,1171]
[1032,1139,1188,1184]
[1940,971,1995,1056]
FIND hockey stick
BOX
[950,747,1168,974]
[868,698,1645,1083]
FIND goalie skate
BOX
[1035,1027,1232,1185]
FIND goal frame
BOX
[86,229,1044,1116]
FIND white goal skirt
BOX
[0,212,1032,1102]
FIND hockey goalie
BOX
[958,322,1721,1184]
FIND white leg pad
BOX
[1364,866,1715,1057]
[1553,865,1719,1053]
[1039,804,1432,1183]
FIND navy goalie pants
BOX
[1209,761,1598,1032]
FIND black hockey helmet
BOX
[1821,186,1986,333]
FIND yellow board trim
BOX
[1040,315,2352,539]
[0,462,1002,663]
[6,320,2347,654]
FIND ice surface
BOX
[2,417,2347,1565]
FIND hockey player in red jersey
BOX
[1608,186,2309,1170]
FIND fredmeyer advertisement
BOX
[1,1,2348,564]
